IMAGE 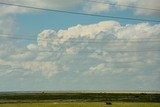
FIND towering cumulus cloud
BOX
[0,20,160,90]
[0,21,160,76]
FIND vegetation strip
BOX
[0,93,160,103]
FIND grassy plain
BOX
[0,102,160,107]
[0,93,159,102]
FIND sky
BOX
[0,0,160,92]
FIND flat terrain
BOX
[0,102,160,107]
[0,92,160,103]
[0,92,159,107]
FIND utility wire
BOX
[4,49,160,54]
[0,2,159,22]
[87,0,160,11]
[2,49,160,64]
[2,50,160,63]
[0,34,160,43]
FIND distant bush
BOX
[106,102,112,105]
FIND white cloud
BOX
[0,60,58,77]
[27,44,37,50]
[57,21,120,43]
[114,0,160,16]
[66,47,77,55]
[0,21,160,81]
[116,23,160,39]
[83,2,109,14]
[37,29,57,47]
[0,64,13,76]
[0,16,17,34]
[82,0,160,16]
[87,63,108,74]
[0,0,81,16]
[0,0,159,17]
[134,0,160,16]
[8,51,37,61]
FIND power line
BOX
[4,49,160,54]
[2,49,160,65]
[0,35,36,41]
[0,34,160,43]
[0,2,159,22]
[2,49,160,64]
[88,49,160,52]
[8,66,152,69]
[2,47,160,60]
[2,59,159,64]
[87,0,160,11]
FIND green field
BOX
[0,102,160,107]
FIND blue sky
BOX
[16,6,160,34]
[0,0,160,92]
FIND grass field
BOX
[0,102,160,107]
